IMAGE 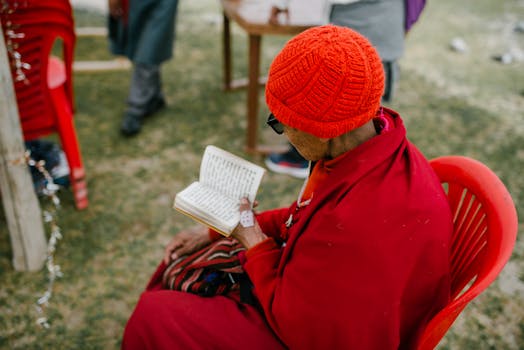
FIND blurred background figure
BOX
[266,0,426,178]
[108,0,180,136]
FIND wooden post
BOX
[245,34,261,153]
[0,22,47,271]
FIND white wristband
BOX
[239,210,255,228]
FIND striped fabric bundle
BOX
[162,238,245,297]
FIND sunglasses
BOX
[266,113,284,135]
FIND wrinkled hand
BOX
[269,6,289,25]
[108,0,123,18]
[163,225,211,265]
[232,198,268,249]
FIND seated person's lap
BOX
[123,290,285,349]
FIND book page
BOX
[175,182,238,225]
[173,145,266,236]
[199,145,265,203]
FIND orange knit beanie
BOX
[265,25,385,138]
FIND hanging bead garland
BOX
[13,150,65,329]
[1,0,31,83]
[28,151,64,329]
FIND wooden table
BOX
[220,0,322,154]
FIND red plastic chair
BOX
[1,0,88,209]
[416,156,518,349]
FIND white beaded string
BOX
[1,0,31,83]
[21,151,64,329]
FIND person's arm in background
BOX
[108,0,123,18]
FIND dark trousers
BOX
[126,63,163,116]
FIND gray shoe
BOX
[120,112,143,137]
[120,97,166,137]
[144,96,166,117]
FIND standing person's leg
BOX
[120,0,179,136]
[381,61,400,103]
[329,0,404,103]
[121,63,166,136]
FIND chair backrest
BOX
[416,156,518,350]
[0,0,75,140]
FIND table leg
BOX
[246,33,261,153]
[222,12,232,91]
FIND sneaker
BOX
[265,148,309,179]
[24,140,70,194]
[50,150,70,187]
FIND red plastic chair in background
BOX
[1,0,88,209]
[416,156,518,349]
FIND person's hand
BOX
[269,6,290,25]
[108,0,123,18]
[232,198,268,249]
[163,225,211,264]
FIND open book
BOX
[173,145,266,237]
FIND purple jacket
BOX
[405,0,426,32]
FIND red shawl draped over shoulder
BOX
[245,108,452,349]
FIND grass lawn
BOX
[1,0,523,348]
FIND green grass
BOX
[1,0,524,348]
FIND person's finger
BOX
[239,197,251,211]
[169,251,178,263]
[164,246,175,264]
[164,239,182,264]
[171,243,192,260]
[163,250,172,264]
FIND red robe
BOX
[122,109,452,349]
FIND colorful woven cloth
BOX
[162,238,245,297]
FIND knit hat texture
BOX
[265,25,385,138]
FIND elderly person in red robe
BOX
[122,25,452,349]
